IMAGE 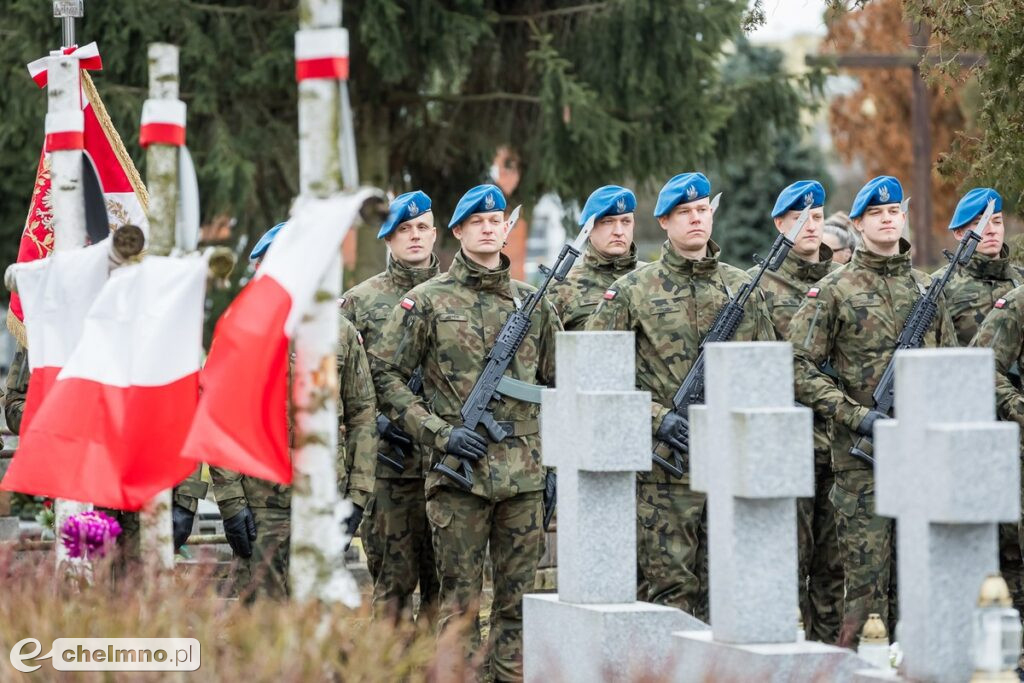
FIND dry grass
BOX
[0,547,480,682]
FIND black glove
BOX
[171,504,196,550]
[855,410,887,438]
[542,471,557,531]
[377,414,413,450]
[223,507,257,559]
[656,412,689,451]
[445,426,488,462]
[343,504,364,551]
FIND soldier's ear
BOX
[452,225,464,241]
[656,216,669,232]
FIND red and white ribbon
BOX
[139,99,187,148]
[44,110,85,151]
[294,28,349,82]
[27,42,103,89]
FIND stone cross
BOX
[689,342,814,643]
[874,348,1019,682]
[524,331,702,682]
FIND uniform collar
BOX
[448,249,513,293]
[584,242,638,274]
[661,239,722,277]
[387,252,440,290]
[778,244,834,283]
[851,238,912,276]
[964,244,1014,280]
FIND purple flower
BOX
[60,510,123,559]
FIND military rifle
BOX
[434,208,593,490]
[653,201,812,477]
[849,198,996,466]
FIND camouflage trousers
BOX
[636,481,709,622]
[797,455,843,643]
[426,488,545,682]
[830,469,897,640]
[234,506,290,602]
[364,478,440,620]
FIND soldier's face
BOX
[453,210,506,258]
[853,203,905,253]
[953,212,1004,257]
[774,207,824,259]
[386,212,437,267]
[658,198,712,256]
[590,213,635,257]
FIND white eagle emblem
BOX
[685,185,698,201]
[408,201,419,217]
[616,196,627,212]
[484,193,496,210]
[878,185,890,203]
[803,192,814,207]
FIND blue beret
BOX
[771,180,825,218]
[580,185,637,227]
[448,184,506,229]
[949,187,1003,230]
[250,222,286,261]
[378,190,432,239]
[654,173,711,217]
[849,176,904,219]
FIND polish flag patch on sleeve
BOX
[400,297,416,310]
[603,290,617,300]
[807,287,821,298]
[995,298,1007,309]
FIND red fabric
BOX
[182,275,292,484]
[1,373,199,510]
[295,56,349,82]
[44,131,84,151]
[139,123,185,148]
[10,155,52,322]
[20,366,60,434]
[30,45,103,88]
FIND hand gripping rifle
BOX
[376,368,423,473]
[653,201,812,477]
[434,208,595,490]
[848,198,996,466]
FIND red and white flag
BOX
[2,256,207,510]
[14,240,110,432]
[182,191,376,483]
[8,43,148,340]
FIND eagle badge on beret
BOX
[879,185,890,203]
[804,192,814,207]
[408,201,419,217]
[685,185,698,201]
[484,193,496,210]
[616,196,627,212]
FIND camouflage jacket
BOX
[971,285,1024,427]
[341,254,440,479]
[788,240,958,472]
[749,245,836,464]
[5,345,209,511]
[548,243,643,331]
[369,250,560,500]
[586,240,776,485]
[212,317,378,517]
[933,245,1024,346]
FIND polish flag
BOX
[2,256,207,510]
[182,191,377,483]
[14,240,110,432]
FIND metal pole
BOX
[138,43,182,572]
[53,0,83,49]
[290,0,358,605]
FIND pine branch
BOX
[389,92,541,105]
[183,1,294,16]
[493,3,611,23]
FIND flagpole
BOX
[289,0,359,605]
[137,43,182,573]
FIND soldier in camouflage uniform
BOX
[212,224,378,601]
[587,172,775,621]
[754,181,842,643]
[787,176,957,638]
[370,184,559,681]
[548,185,643,330]
[341,190,441,620]
[3,343,207,556]
[945,188,1024,617]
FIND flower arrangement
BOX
[60,510,122,559]
[34,498,54,539]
